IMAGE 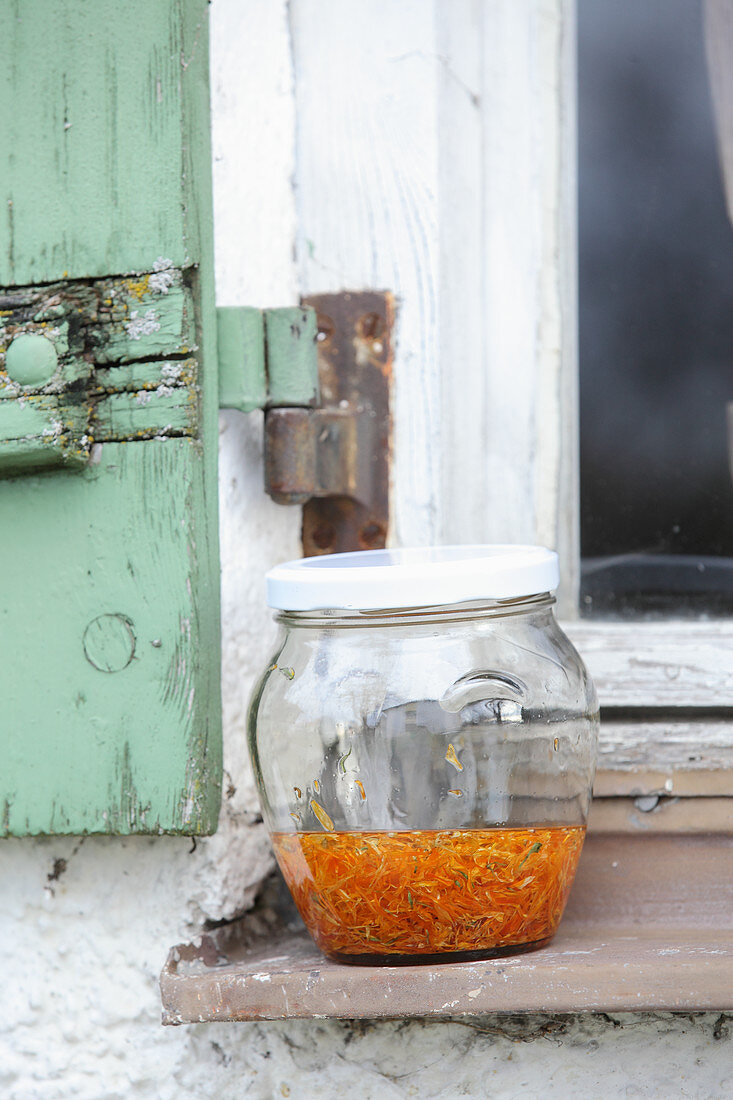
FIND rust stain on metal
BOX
[264,290,393,556]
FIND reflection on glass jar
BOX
[248,546,599,965]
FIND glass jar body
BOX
[248,597,599,964]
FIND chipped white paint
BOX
[1,2,729,1096]
[292,0,577,609]
[292,0,441,546]
[565,619,733,707]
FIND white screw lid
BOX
[266,545,559,611]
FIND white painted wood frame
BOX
[288,0,732,794]
[291,0,578,606]
[212,0,732,813]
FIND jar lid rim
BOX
[266,545,559,611]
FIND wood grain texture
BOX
[92,389,198,442]
[291,0,442,546]
[440,1,578,612]
[163,927,733,1021]
[0,1,205,284]
[211,0,299,309]
[596,718,733,795]
[595,769,733,797]
[589,797,733,834]
[1,441,219,835]
[291,0,577,612]
[0,272,195,371]
[568,620,733,789]
[0,273,199,469]
[160,833,733,1021]
[0,397,89,472]
[564,620,733,707]
[0,0,221,835]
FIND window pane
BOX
[579,0,733,616]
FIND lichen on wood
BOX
[0,269,199,473]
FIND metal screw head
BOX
[5,332,59,386]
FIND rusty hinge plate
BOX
[264,291,393,556]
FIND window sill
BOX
[160,832,733,1023]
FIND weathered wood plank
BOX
[0,272,196,375]
[442,0,578,612]
[292,0,577,614]
[1,440,220,835]
[96,280,196,365]
[92,390,198,442]
[595,768,733,797]
[216,306,266,413]
[564,620,733,707]
[598,718,733,771]
[291,0,441,546]
[0,396,90,471]
[589,796,733,834]
[0,2,199,284]
[94,358,197,393]
[0,0,221,835]
[165,927,733,1021]
[0,274,201,470]
[595,717,733,795]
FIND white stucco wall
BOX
[1,2,731,1097]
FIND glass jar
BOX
[248,546,599,965]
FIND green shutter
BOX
[0,0,222,835]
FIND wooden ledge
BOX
[160,833,733,1023]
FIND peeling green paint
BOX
[1,440,220,836]
[217,305,320,411]
[0,3,196,284]
[264,308,320,407]
[217,306,266,413]
[0,0,221,836]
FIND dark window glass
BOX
[579,0,733,616]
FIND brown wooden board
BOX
[161,833,733,1022]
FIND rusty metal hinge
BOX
[264,292,393,556]
[217,292,393,555]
